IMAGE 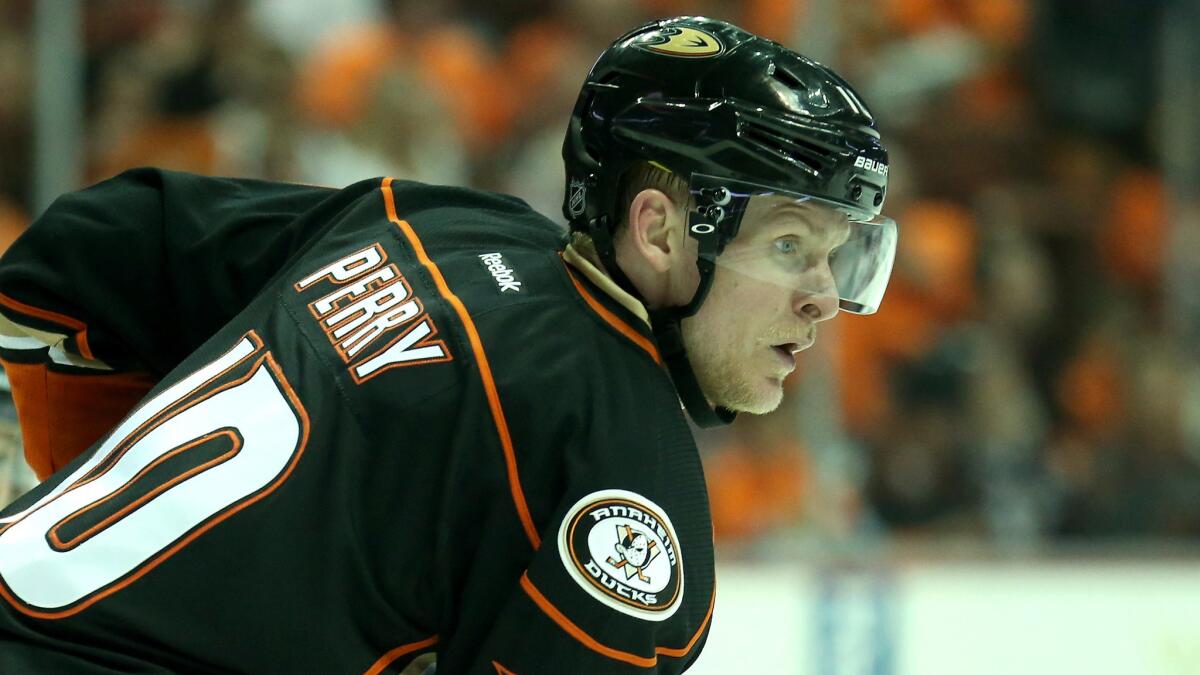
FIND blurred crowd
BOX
[0,0,1197,552]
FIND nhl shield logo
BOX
[568,178,587,218]
[558,489,684,621]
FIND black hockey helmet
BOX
[562,16,897,425]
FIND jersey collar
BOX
[562,244,650,326]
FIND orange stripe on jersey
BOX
[0,360,156,480]
[379,178,542,551]
[492,660,518,674]
[47,429,242,551]
[363,634,439,675]
[519,572,715,668]
[563,265,661,366]
[655,586,715,658]
[0,291,96,361]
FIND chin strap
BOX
[589,216,643,300]
[581,185,741,428]
[650,310,736,428]
[650,203,738,428]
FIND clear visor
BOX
[690,174,898,315]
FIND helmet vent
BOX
[770,64,805,90]
[739,120,831,174]
[770,64,836,113]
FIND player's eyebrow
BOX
[764,202,848,238]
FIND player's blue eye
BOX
[774,237,799,255]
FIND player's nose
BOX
[793,288,839,323]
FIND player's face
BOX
[681,195,846,414]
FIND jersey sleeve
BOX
[398,240,716,673]
[453,380,716,675]
[0,167,340,478]
[466,483,714,674]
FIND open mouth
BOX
[770,334,815,366]
[771,343,799,370]
[773,343,799,357]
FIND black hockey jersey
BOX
[0,169,714,674]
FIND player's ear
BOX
[625,189,681,274]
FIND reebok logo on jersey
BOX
[479,253,522,293]
[294,244,452,383]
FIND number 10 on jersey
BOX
[0,332,309,618]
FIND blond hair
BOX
[616,161,692,228]
[570,162,693,258]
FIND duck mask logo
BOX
[557,489,684,621]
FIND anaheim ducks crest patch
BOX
[558,489,684,621]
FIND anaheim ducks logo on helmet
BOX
[633,26,723,58]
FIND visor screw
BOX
[702,205,726,222]
[850,184,863,200]
[701,187,732,206]
[874,192,883,206]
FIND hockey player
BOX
[0,16,896,674]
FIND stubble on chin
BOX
[681,321,784,415]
